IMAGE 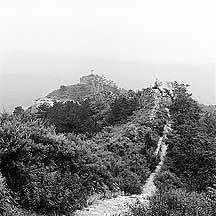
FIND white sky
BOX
[0,0,216,110]
[0,0,215,63]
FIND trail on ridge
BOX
[73,88,172,216]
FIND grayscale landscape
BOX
[0,1,216,215]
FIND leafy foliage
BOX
[106,92,139,125]
[124,170,216,216]
[3,80,216,215]
[37,99,99,135]
[125,187,216,216]
[0,115,105,214]
[0,100,159,214]
[124,81,216,216]
[36,90,141,135]
[13,106,24,116]
[164,82,216,192]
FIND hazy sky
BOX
[0,0,216,62]
[0,0,216,111]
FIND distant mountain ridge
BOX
[27,74,125,113]
[47,74,124,102]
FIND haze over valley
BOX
[0,52,215,111]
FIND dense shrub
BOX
[36,90,144,136]
[154,170,184,190]
[0,108,160,214]
[122,82,216,216]
[124,186,216,216]
[163,82,216,192]
[117,170,142,194]
[37,100,99,135]
[124,170,216,216]
[0,115,111,214]
[106,93,139,125]
[0,172,38,216]
[91,121,161,195]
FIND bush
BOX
[118,170,142,194]
[0,115,108,214]
[164,82,216,192]
[154,171,184,190]
[0,113,158,214]
[125,187,216,216]
[0,85,162,214]
[106,94,139,125]
[0,173,37,216]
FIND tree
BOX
[107,94,139,125]
[165,82,216,192]
[36,103,51,120]
[0,115,111,214]
[60,85,67,95]
[13,106,24,116]
[201,109,216,137]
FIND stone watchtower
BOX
[80,74,108,95]
[80,74,96,85]
[79,74,98,94]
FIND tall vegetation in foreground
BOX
[124,81,216,216]
[0,97,159,215]
[124,187,216,216]
[166,82,216,192]
[0,115,97,214]
[2,81,215,215]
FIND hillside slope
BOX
[47,74,124,101]
[0,83,168,215]
[73,87,172,216]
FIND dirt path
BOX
[73,89,172,216]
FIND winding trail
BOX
[74,88,172,216]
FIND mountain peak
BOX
[47,74,122,101]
